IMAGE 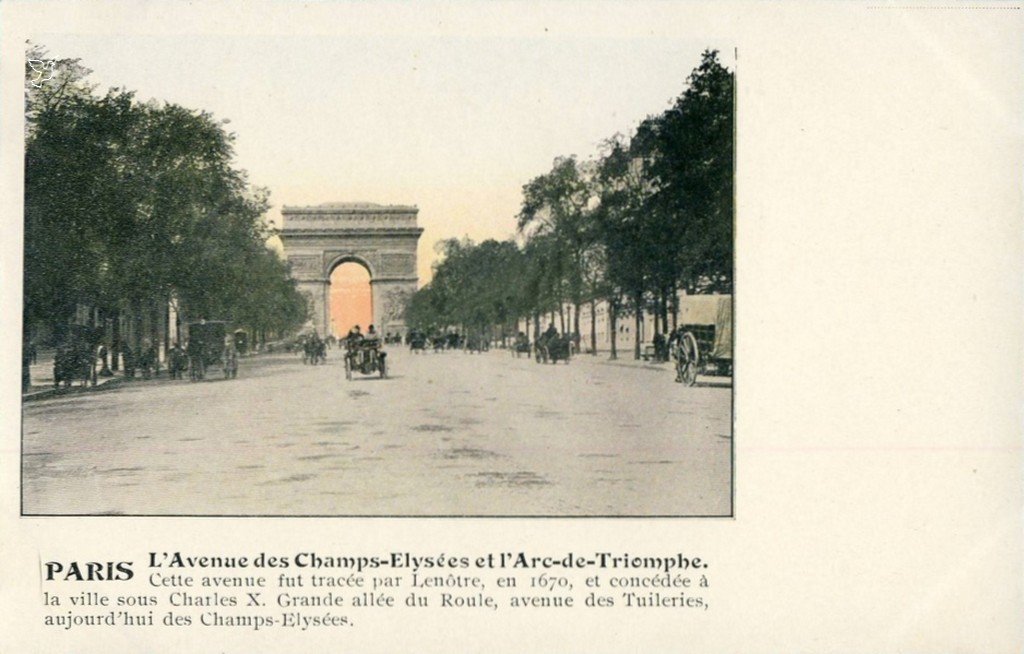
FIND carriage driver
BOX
[541,323,558,346]
[365,324,380,344]
[344,323,364,356]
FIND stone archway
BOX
[279,203,423,337]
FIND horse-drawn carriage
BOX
[186,321,237,381]
[672,296,732,386]
[301,333,327,365]
[465,333,488,354]
[408,329,428,354]
[511,333,531,358]
[535,334,572,364]
[53,324,101,389]
[344,338,387,380]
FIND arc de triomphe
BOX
[279,203,423,337]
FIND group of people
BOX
[342,324,387,374]
[343,324,381,347]
[536,325,579,352]
[167,335,239,380]
[121,340,161,379]
[300,332,328,365]
[294,325,384,363]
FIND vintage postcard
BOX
[1,1,1020,652]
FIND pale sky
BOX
[35,31,731,283]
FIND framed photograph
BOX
[19,30,734,518]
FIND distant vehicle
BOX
[186,321,236,381]
[536,334,571,365]
[300,333,327,365]
[465,333,487,354]
[672,297,732,386]
[345,338,387,380]
[511,333,531,358]
[233,330,249,356]
[53,324,101,389]
[408,330,428,354]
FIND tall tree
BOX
[517,156,596,336]
[593,136,656,359]
[641,49,734,294]
[24,44,309,366]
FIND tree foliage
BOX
[24,43,307,341]
[405,50,733,355]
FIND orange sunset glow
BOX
[329,263,372,337]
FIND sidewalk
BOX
[528,348,732,386]
[23,351,124,402]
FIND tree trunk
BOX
[589,298,597,355]
[164,298,171,359]
[660,288,669,335]
[573,302,581,338]
[558,304,565,333]
[151,301,161,362]
[111,308,120,371]
[132,299,143,352]
[633,291,643,360]
[671,283,679,330]
[609,300,618,360]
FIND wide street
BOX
[22,347,731,516]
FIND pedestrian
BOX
[97,343,113,377]
[653,332,667,363]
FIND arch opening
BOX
[328,261,372,338]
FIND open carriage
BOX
[53,324,102,389]
[673,296,732,386]
[535,334,572,364]
[511,333,531,358]
[345,339,387,380]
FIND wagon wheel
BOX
[676,331,700,386]
[344,355,353,381]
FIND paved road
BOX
[22,348,731,516]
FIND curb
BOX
[23,377,125,403]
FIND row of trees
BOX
[24,44,307,361]
[405,50,733,358]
